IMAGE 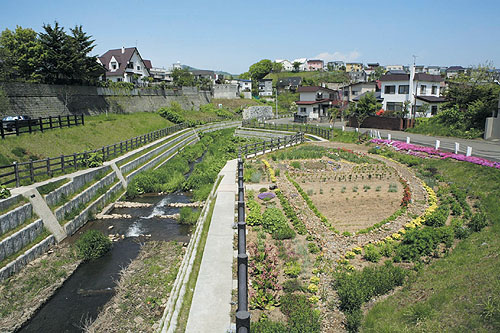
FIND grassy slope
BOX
[211,98,261,111]
[361,156,500,332]
[264,70,349,85]
[0,113,173,165]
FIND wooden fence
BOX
[0,123,186,187]
[238,132,305,158]
[1,115,84,139]
[242,119,332,140]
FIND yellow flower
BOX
[352,247,363,254]
[391,233,401,240]
[310,276,320,285]
[345,251,356,259]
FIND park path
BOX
[185,159,237,333]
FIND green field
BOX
[0,112,173,165]
[264,70,349,85]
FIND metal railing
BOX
[242,118,332,139]
[236,157,250,332]
[1,114,85,139]
[0,123,186,187]
[238,132,305,158]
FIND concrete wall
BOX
[242,106,273,120]
[0,82,212,117]
[0,194,23,213]
[485,116,500,140]
[0,203,32,237]
[0,219,44,262]
[213,84,239,99]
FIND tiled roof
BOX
[297,86,336,93]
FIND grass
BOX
[175,189,218,333]
[0,214,38,243]
[361,147,500,332]
[0,229,50,270]
[263,70,349,85]
[211,98,260,111]
[36,178,70,195]
[0,196,28,216]
[0,112,174,165]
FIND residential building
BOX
[234,79,252,91]
[385,65,404,72]
[415,65,425,73]
[366,63,380,69]
[276,76,302,92]
[275,59,294,71]
[258,79,273,96]
[295,86,340,122]
[149,67,172,82]
[307,59,324,71]
[341,81,377,102]
[379,72,445,117]
[292,58,308,71]
[98,47,150,83]
[446,66,466,78]
[349,71,367,83]
[327,61,345,71]
[191,70,216,81]
[345,63,363,72]
[426,66,441,75]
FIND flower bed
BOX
[371,139,500,170]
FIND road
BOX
[265,118,500,163]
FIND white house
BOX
[295,86,339,122]
[292,58,308,71]
[385,65,404,72]
[341,81,377,102]
[98,47,150,83]
[275,59,294,71]
[258,79,273,97]
[234,79,252,91]
[379,72,445,117]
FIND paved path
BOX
[185,159,237,333]
[268,118,500,162]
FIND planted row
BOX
[275,189,307,235]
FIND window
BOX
[431,105,438,115]
[420,85,426,94]
[300,107,307,113]
[386,102,403,112]
[398,85,409,94]
[313,107,318,113]
[316,92,323,99]
[137,65,141,71]
[384,85,396,94]
[432,86,438,95]
[117,78,122,82]
[111,62,117,70]
[352,91,358,96]
[344,91,349,97]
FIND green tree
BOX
[68,25,104,85]
[369,66,385,81]
[38,21,74,84]
[272,61,283,73]
[0,26,42,82]
[350,92,381,130]
[172,68,195,86]
[248,59,273,80]
[292,61,301,72]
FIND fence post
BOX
[49,116,53,129]
[74,114,77,126]
[14,162,19,188]
[30,160,34,182]
[81,114,85,126]
[67,115,71,128]
[236,157,250,332]
[46,158,51,176]
[15,119,20,136]
[28,119,32,134]
[0,121,4,139]
[39,117,43,132]
[58,115,62,128]
[61,155,65,172]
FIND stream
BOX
[18,156,203,332]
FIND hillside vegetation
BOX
[264,70,349,85]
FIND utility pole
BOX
[275,87,278,118]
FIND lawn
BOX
[0,112,173,165]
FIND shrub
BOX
[179,207,200,225]
[363,244,381,262]
[251,319,288,333]
[395,226,454,262]
[83,152,104,168]
[284,261,302,277]
[451,218,469,239]
[379,241,395,257]
[262,207,295,239]
[246,200,262,226]
[272,226,296,240]
[283,278,305,292]
[424,205,449,227]
[259,187,268,193]
[468,212,488,232]
[308,242,320,254]
[290,161,301,169]
[75,230,112,261]
[281,293,321,333]
[345,308,363,333]
[0,185,11,199]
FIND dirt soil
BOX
[0,245,80,332]
[87,241,184,333]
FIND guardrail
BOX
[236,157,250,332]
[238,132,305,158]
[1,115,84,139]
[242,119,332,140]
[0,123,186,187]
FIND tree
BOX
[248,59,273,80]
[68,25,104,85]
[369,67,385,81]
[0,26,42,82]
[292,61,301,72]
[350,92,381,132]
[172,68,195,87]
[272,61,283,73]
[38,22,73,84]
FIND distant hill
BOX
[264,71,349,85]
[182,65,233,77]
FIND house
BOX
[349,71,367,83]
[385,65,404,72]
[149,67,172,82]
[276,76,302,92]
[341,81,377,102]
[294,86,340,122]
[275,59,294,71]
[446,66,466,78]
[98,47,150,83]
[327,61,345,71]
[234,79,252,91]
[345,63,363,72]
[258,79,273,96]
[292,58,308,71]
[366,63,380,69]
[191,70,216,81]
[414,65,425,73]
[426,66,441,75]
[379,72,445,117]
[353,91,383,103]
[307,59,324,71]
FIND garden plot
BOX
[288,158,403,233]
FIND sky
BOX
[1,0,500,74]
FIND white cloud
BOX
[314,51,361,62]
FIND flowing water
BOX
[19,156,204,332]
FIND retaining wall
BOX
[0,195,23,213]
[0,219,44,262]
[0,203,32,237]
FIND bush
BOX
[262,207,295,239]
[468,212,488,232]
[83,152,104,168]
[251,319,288,333]
[363,244,381,262]
[179,207,200,225]
[281,293,321,333]
[283,278,305,292]
[395,226,454,262]
[308,242,320,254]
[451,218,470,239]
[345,308,363,333]
[424,205,449,227]
[75,230,112,261]
[246,200,262,226]
[0,185,11,199]
[284,261,302,277]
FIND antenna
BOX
[412,55,418,65]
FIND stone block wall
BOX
[243,106,273,120]
[0,219,44,262]
[0,203,32,237]
[0,195,23,213]
[213,84,239,99]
